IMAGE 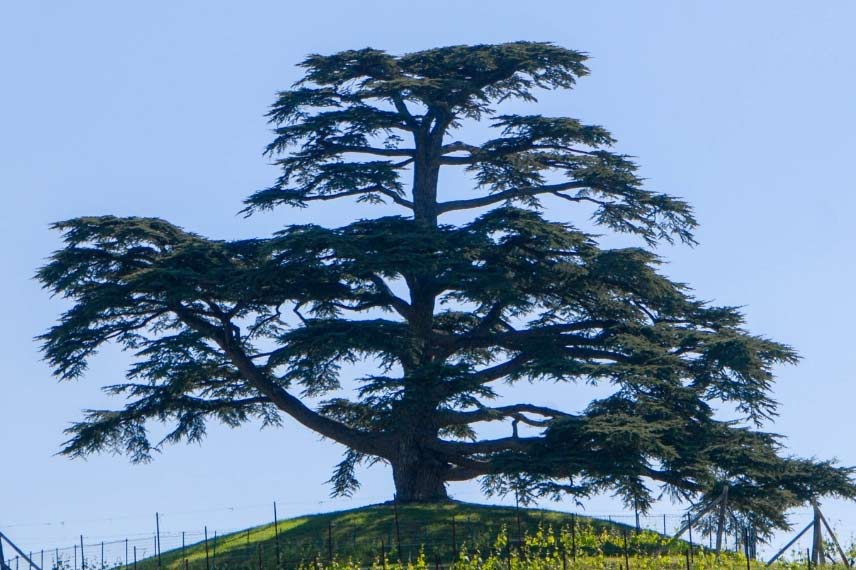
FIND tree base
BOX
[392,458,449,503]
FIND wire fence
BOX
[3,505,798,570]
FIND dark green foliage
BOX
[38,42,855,530]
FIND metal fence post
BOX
[274,503,281,568]
[328,521,333,563]
[571,514,576,561]
[155,514,162,570]
[451,517,457,560]
[204,527,210,570]
[622,528,630,570]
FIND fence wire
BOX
[0,507,829,570]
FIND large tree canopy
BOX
[38,42,855,529]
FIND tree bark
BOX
[411,128,443,227]
[392,437,449,503]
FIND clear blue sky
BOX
[3,0,855,561]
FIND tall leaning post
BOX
[811,501,825,567]
[817,504,850,568]
[0,532,43,570]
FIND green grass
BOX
[136,502,681,570]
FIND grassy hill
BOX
[137,502,681,570]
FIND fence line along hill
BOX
[126,502,723,570]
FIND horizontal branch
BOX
[445,457,495,480]
[469,353,531,383]
[295,186,415,210]
[440,141,480,155]
[437,181,590,214]
[438,403,574,426]
[323,143,415,157]
[430,435,542,455]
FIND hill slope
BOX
[139,502,677,570]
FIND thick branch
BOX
[295,186,414,210]
[441,141,481,155]
[437,181,591,214]
[324,144,415,157]
[446,457,495,480]
[435,354,531,400]
[171,305,394,457]
[439,143,600,166]
[439,403,574,426]
[470,354,531,383]
[368,274,413,320]
[391,93,420,131]
[430,435,542,455]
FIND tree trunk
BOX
[395,126,446,504]
[411,131,442,227]
[392,437,449,503]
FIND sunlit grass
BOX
[121,503,823,570]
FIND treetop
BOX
[244,42,696,245]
